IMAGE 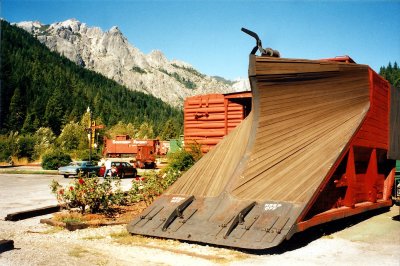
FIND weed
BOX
[40,226,64,234]
[81,235,105,241]
[53,211,84,223]
[322,234,334,239]
[68,246,88,258]
[110,231,150,245]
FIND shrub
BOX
[131,66,147,74]
[74,149,101,162]
[50,177,124,214]
[167,150,195,172]
[15,135,36,161]
[42,150,72,170]
[33,127,56,159]
[0,135,13,162]
[167,143,202,172]
[127,144,203,205]
[159,68,197,89]
[127,171,166,206]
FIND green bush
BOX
[127,145,203,205]
[0,135,13,162]
[167,149,195,172]
[50,177,124,214]
[74,149,101,162]
[167,143,202,172]
[15,135,36,161]
[42,150,72,170]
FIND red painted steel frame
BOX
[294,67,395,232]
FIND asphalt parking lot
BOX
[0,168,135,219]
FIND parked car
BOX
[58,161,101,178]
[99,161,137,178]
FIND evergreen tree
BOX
[160,119,177,140]
[107,121,136,139]
[380,61,400,88]
[45,88,65,135]
[7,87,25,131]
[137,122,154,139]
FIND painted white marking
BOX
[264,203,282,211]
[171,197,185,204]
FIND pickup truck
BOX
[58,161,101,178]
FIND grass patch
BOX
[322,234,334,239]
[81,235,105,241]
[68,246,88,258]
[40,226,64,234]
[110,230,249,263]
[53,211,85,223]
[110,230,146,245]
[0,169,58,175]
[68,246,109,265]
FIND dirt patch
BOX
[42,202,148,230]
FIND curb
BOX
[5,205,62,221]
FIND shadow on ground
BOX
[248,207,392,255]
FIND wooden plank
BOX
[172,58,370,205]
[5,205,63,221]
[0,240,14,253]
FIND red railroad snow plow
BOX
[127,29,400,250]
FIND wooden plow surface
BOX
[128,55,397,250]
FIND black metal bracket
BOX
[241,28,280,57]
[162,196,195,231]
[223,201,256,239]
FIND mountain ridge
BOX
[15,19,249,106]
[1,20,183,136]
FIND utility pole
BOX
[87,107,92,162]
[86,107,104,162]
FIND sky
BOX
[1,0,400,80]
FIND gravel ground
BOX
[0,170,399,265]
[0,206,399,266]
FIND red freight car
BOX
[184,91,252,153]
[103,135,162,157]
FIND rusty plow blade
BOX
[127,194,303,249]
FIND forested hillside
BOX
[0,20,183,136]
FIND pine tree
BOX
[7,87,25,131]
[160,119,177,140]
[380,61,400,88]
[45,88,65,135]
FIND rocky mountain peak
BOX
[15,19,248,106]
[109,25,121,34]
